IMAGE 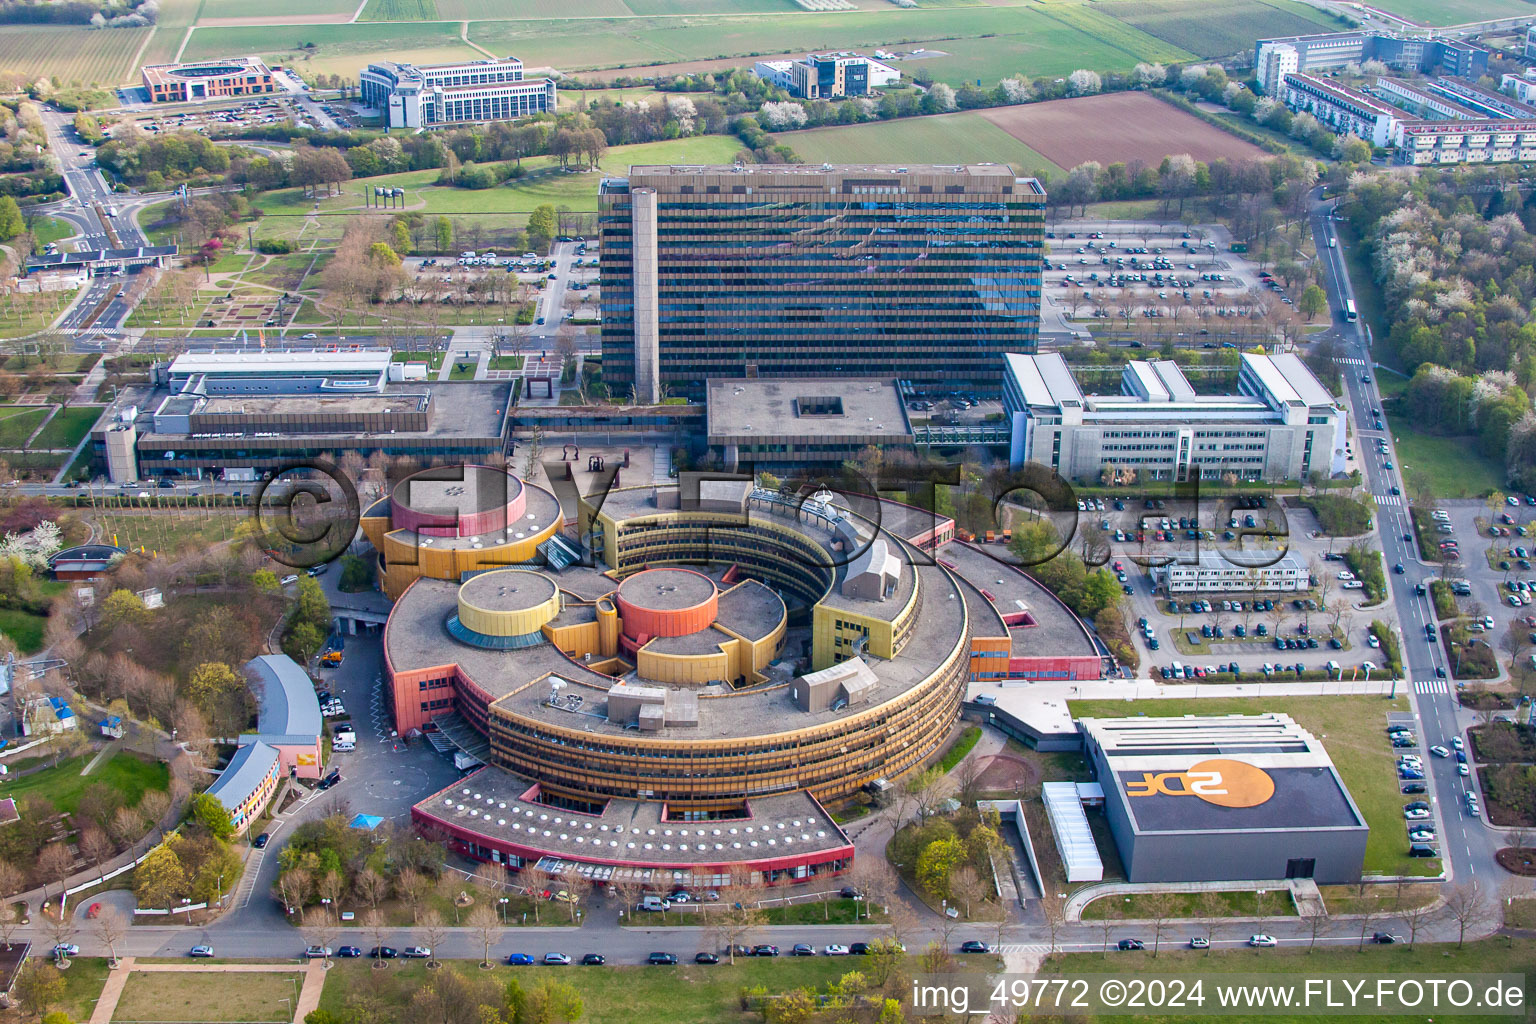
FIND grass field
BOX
[33,406,106,450]
[96,510,247,553]
[0,25,150,86]
[1081,889,1300,920]
[0,752,170,815]
[1065,695,1439,879]
[1365,0,1536,24]
[248,135,742,240]
[1098,0,1343,58]
[113,970,303,1023]
[55,958,113,1024]
[31,216,76,246]
[0,406,50,448]
[136,0,204,66]
[0,291,73,340]
[778,112,1062,177]
[0,608,45,653]
[467,6,1192,81]
[318,958,863,1024]
[1045,939,1536,1021]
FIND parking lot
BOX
[1050,492,1391,680]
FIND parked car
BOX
[1116,939,1145,951]
[370,946,397,959]
[336,946,362,958]
[506,953,536,965]
[960,941,990,954]
[1189,937,1209,949]
[580,953,605,965]
[1248,935,1278,948]
[189,945,215,958]
[647,952,679,965]
[304,946,331,959]
[542,952,572,965]
[252,832,270,849]
[1372,933,1403,944]
[401,946,430,958]
[823,944,849,956]
[790,944,816,957]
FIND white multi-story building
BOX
[1502,72,1536,108]
[1256,43,1300,97]
[1391,119,1536,164]
[752,53,900,98]
[359,57,555,129]
[1281,73,1399,147]
[1153,550,1309,594]
[1003,352,1346,484]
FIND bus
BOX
[1345,299,1358,323]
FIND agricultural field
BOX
[468,6,1192,81]
[135,0,205,66]
[980,92,1271,169]
[780,113,1062,178]
[1098,0,1343,58]
[179,23,482,79]
[197,0,363,18]
[1364,0,1536,24]
[0,25,151,86]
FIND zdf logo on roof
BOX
[1124,758,1276,808]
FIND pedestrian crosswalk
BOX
[1376,494,1404,508]
[1339,357,1368,367]
[1414,678,1450,694]
[994,944,1054,956]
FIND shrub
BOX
[1300,494,1372,536]
[256,239,294,254]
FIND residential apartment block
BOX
[141,57,276,104]
[598,163,1045,402]
[359,57,555,129]
[752,53,901,98]
[1281,73,1399,147]
[1003,352,1345,483]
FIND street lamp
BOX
[499,896,508,924]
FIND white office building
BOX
[1152,550,1308,593]
[1003,352,1346,484]
[359,57,556,129]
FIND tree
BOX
[765,988,816,1024]
[419,907,447,967]
[396,866,430,922]
[356,867,389,909]
[94,905,128,964]
[1298,284,1327,321]
[714,870,766,961]
[188,793,235,841]
[301,907,338,964]
[365,909,390,968]
[1399,894,1436,947]
[523,977,584,1024]
[13,959,65,1018]
[950,865,987,919]
[1144,893,1176,957]
[528,205,558,251]
[1443,880,1492,948]
[468,902,502,967]
[915,836,964,899]
[0,196,23,242]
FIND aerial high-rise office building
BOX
[597,164,1045,401]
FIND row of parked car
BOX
[1390,724,1441,860]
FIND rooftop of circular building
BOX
[615,567,719,638]
[390,464,526,537]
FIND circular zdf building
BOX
[382,476,1081,888]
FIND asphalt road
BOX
[1308,195,1506,889]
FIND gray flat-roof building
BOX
[1079,713,1368,884]
[1003,352,1345,483]
[1255,32,1488,95]
[706,377,914,472]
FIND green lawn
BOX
[0,291,73,341]
[1361,0,1536,24]
[33,406,105,450]
[0,608,46,653]
[29,215,76,246]
[1081,889,1299,920]
[391,350,446,369]
[778,112,1062,178]
[248,136,743,242]
[1066,695,1438,878]
[0,406,49,447]
[0,752,170,816]
[54,956,112,1023]
[113,970,303,1023]
[448,359,478,380]
[1044,939,1536,1022]
[96,510,246,554]
[319,958,864,1024]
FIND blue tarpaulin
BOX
[349,814,384,831]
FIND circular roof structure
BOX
[390,464,525,537]
[460,568,558,615]
[615,567,718,638]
